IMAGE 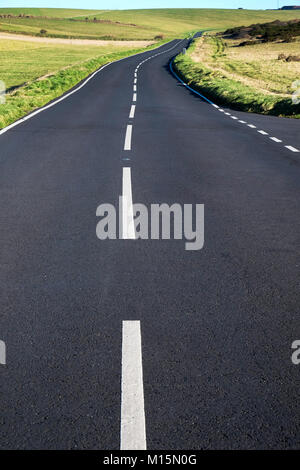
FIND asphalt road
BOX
[1,38,300,450]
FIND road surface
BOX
[1,38,300,450]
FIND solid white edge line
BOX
[129,105,136,119]
[124,124,133,151]
[121,320,146,450]
[0,39,183,137]
[122,167,135,240]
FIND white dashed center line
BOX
[129,105,136,119]
[133,85,137,92]
[247,124,256,128]
[122,167,135,239]
[124,124,133,151]
[270,137,282,143]
[121,320,146,450]
[133,93,137,102]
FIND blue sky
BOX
[2,0,300,10]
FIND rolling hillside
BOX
[0,8,300,40]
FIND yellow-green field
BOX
[0,8,300,40]
[0,38,152,90]
[1,8,300,128]
[0,37,158,128]
[174,34,300,117]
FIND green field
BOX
[0,39,141,91]
[0,8,300,40]
[0,37,160,128]
[1,8,300,128]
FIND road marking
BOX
[0,40,182,137]
[133,93,137,102]
[169,51,299,155]
[285,145,300,153]
[121,320,146,450]
[129,105,136,119]
[122,167,135,239]
[133,85,137,92]
[0,340,6,365]
[124,124,133,151]
[134,78,137,84]
[258,130,269,135]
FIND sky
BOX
[2,0,300,10]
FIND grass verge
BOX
[173,36,300,118]
[0,41,166,129]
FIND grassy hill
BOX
[1,8,300,128]
[0,8,300,40]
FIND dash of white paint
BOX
[133,85,137,92]
[238,120,247,124]
[124,124,133,151]
[285,145,299,153]
[212,104,219,109]
[247,124,256,129]
[129,105,136,119]
[0,340,6,365]
[121,320,146,450]
[225,112,231,116]
[230,116,238,120]
[258,130,269,135]
[122,167,135,240]
[133,93,137,102]
[134,78,137,84]
[270,137,282,143]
